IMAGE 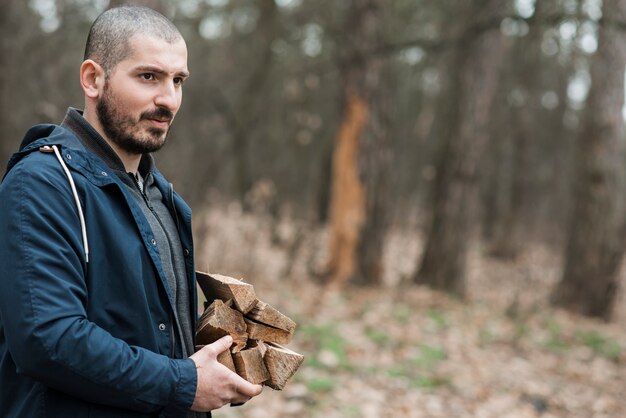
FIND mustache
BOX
[140,107,174,122]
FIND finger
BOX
[233,376,263,397]
[230,396,252,407]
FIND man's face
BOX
[96,34,189,155]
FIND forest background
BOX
[1,0,626,417]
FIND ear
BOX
[80,60,105,99]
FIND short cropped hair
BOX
[84,6,182,76]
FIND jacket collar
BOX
[61,108,155,178]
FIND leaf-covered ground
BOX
[195,204,626,418]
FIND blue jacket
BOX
[0,124,199,417]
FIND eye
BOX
[140,73,155,81]
[173,77,185,86]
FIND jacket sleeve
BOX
[0,158,197,413]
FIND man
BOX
[0,6,261,417]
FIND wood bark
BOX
[414,0,507,296]
[326,0,392,286]
[326,93,367,285]
[551,0,626,319]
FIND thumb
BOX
[190,336,232,365]
[208,335,233,357]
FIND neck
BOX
[83,106,142,174]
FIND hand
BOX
[189,336,263,411]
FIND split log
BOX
[232,343,270,385]
[196,271,259,314]
[244,318,292,345]
[195,345,237,374]
[246,301,296,333]
[196,299,248,351]
[263,343,304,390]
[217,349,237,374]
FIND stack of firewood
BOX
[195,272,304,390]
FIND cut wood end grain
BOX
[196,271,259,313]
[263,343,304,390]
[247,301,296,333]
[244,317,293,345]
[233,345,270,385]
[217,349,237,374]
[196,299,247,350]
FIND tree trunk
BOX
[489,0,564,258]
[551,0,626,320]
[326,0,392,286]
[231,0,278,208]
[414,0,507,296]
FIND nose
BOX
[154,80,180,113]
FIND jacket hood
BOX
[4,124,85,179]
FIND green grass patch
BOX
[426,309,449,331]
[339,404,361,417]
[512,322,529,344]
[410,374,450,389]
[414,344,447,369]
[542,317,570,352]
[386,365,406,378]
[307,377,335,393]
[393,304,411,324]
[299,323,353,370]
[365,326,390,347]
[575,330,622,362]
[478,325,495,347]
[385,344,449,390]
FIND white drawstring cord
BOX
[51,145,90,264]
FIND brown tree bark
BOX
[551,0,626,320]
[326,0,392,286]
[414,0,507,297]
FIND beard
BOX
[96,82,174,155]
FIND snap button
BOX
[101,171,108,176]
[183,248,190,257]
[158,323,166,331]
[151,239,157,246]
[66,154,72,160]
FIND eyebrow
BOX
[134,65,190,79]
